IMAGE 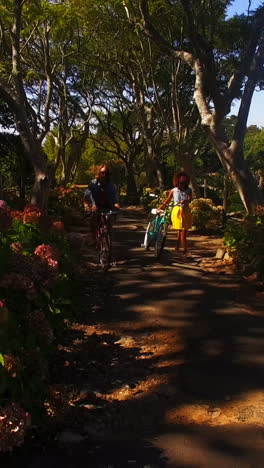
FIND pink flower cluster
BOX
[52,220,64,233]
[0,299,5,308]
[8,251,59,291]
[0,200,12,232]
[34,244,60,270]
[0,403,31,452]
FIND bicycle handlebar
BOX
[151,208,165,215]
[84,209,120,217]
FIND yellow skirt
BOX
[171,205,192,230]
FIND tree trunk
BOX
[155,162,165,190]
[206,130,263,212]
[203,178,208,198]
[259,171,264,199]
[19,175,26,201]
[17,130,49,210]
[179,155,200,198]
[125,161,138,201]
[64,139,83,185]
[223,175,228,212]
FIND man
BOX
[84,164,120,212]
[84,164,120,245]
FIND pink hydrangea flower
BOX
[0,299,5,308]
[52,221,64,232]
[0,403,31,452]
[34,244,60,261]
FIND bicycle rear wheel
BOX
[154,222,166,259]
[98,233,111,271]
[142,219,155,249]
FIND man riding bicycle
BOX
[83,164,120,244]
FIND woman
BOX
[159,172,192,254]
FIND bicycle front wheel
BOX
[143,219,155,249]
[98,233,111,271]
[154,222,166,259]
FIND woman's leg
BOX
[174,230,181,252]
[181,229,188,253]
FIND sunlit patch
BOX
[165,390,264,427]
[105,375,169,401]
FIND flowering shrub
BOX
[34,244,60,270]
[0,200,12,232]
[26,310,54,345]
[140,187,161,211]
[0,299,8,324]
[190,198,224,232]
[10,210,23,221]
[0,201,74,451]
[0,272,37,299]
[0,404,31,452]
[10,242,23,254]
[22,204,42,224]
[51,220,65,233]
[49,185,84,224]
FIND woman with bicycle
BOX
[159,172,192,255]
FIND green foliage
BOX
[224,221,253,263]
[224,206,264,280]
[190,198,224,232]
[244,127,264,171]
[0,133,33,193]
[49,185,84,224]
[140,187,173,223]
[224,206,264,277]
[140,187,161,211]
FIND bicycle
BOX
[85,210,118,271]
[142,196,169,259]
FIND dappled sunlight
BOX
[16,208,264,467]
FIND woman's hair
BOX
[96,163,111,182]
[173,171,190,189]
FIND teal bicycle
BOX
[142,195,169,259]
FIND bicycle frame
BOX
[142,205,168,258]
[148,208,167,242]
[95,211,117,271]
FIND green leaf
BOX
[0,353,5,367]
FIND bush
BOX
[49,185,84,224]
[190,198,224,232]
[224,206,264,278]
[0,201,74,450]
[140,187,162,211]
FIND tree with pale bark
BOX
[0,0,95,206]
[135,0,264,212]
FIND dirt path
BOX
[5,209,264,468]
